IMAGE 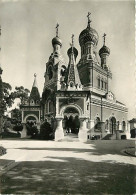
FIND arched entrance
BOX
[110,117,116,134]
[62,107,80,135]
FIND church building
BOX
[21,13,129,141]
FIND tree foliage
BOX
[2,82,30,112]
[13,86,30,104]
[2,82,14,111]
[11,108,22,121]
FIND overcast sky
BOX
[0,0,135,119]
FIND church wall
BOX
[90,103,127,123]
[102,107,127,122]
[91,104,101,119]
[93,69,107,91]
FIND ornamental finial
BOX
[34,73,37,78]
[56,23,59,37]
[71,34,74,52]
[87,12,91,28]
[103,33,106,46]
[0,26,1,36]
[71,34,74,47]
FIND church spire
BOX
[30,74,40,103]
[66,35,82,91]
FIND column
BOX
[21,123,27,138]
[126,122,131,139]
[78,118,88,142]
[119,123,122,131]
[55,118,64,141]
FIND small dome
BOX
[99,45,110,56]
[52,36,62,47]
[79,26,99,46]
[67,47,78,59]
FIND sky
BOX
[0,0,135,119]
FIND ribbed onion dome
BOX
[67,47,78,59]
[99,45,110,56]
[79,26,99,46]
[52,36,62,47]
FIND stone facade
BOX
[21,14,129,141]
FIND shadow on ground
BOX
[0,157,136,194]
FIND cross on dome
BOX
[71,34,74,45]
[56,23,59,37]
[103,33,106,45]
[87,12,92,28]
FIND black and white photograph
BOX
[0,0,135,194]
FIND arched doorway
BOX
[110,117,116,134]
[62,107,80,135]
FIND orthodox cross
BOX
[56,23,59,37]
[71,34,74,53]
[87,12,91,27]
[71,34,74,47]
[103,33,106,45]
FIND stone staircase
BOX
[60,133,79,142]
[102,134,113,140]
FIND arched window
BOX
[101,79,104,89]
[48,101,53,113]
[94,117,101,131]
[70,82,74,88]
[105,82,107,90]
[31,100,34,104]
[110,117,116,134]
[122,121,126,131]
[98,76,100,89]
[87,103,89,110]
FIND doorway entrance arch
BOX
[61,106,81,135]
[110,117,116,134]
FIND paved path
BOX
[0,140,136,194]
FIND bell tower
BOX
[43,24,67,92]
[77,13,112,95]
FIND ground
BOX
[0,139,136,194]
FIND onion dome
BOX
[67,47,78,59]
[99,33,110,56]
[99,45,110,56]
[52,36,62,47]
[67,34,78,59]
[52,23,62,47]
[79,12,99,46]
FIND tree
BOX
[13,86,30,104]
[2,83,30,112]
[11,108,22,122]
[2,82,15,112]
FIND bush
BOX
[13,123,23,132]
[40,121,54,140]
[0,146,6,156]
